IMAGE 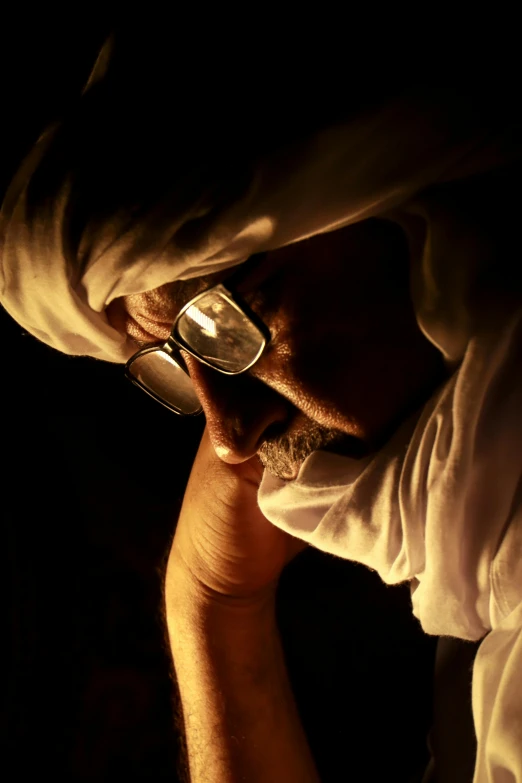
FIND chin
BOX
[258,451,301,482]
[257,425,369,482]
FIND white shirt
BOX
[259,304,522,782]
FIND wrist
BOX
[165,549,277,632]
[166,559,281,688]
[165,548,277,621]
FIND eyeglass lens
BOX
[128,350,201,414]
[175,289,265,373]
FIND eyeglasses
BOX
[124,259,271,415]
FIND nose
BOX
[183,354,291,463]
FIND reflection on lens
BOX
[176,289,265,373]
[128,349,201,414]
[185,305,217,336]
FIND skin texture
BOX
[111,217,445,479]
[150,217,448,782]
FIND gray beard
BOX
[257,420,365,481]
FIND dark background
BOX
[2,14,437,781]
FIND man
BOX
[2,24,522,782]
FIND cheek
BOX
[252,291,444,441]
[252,336,362,435]
[246,221,443,441]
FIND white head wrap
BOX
[1,35,520,363]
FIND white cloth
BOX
[259,305,522,637]
[2,37,522,781]
[259,305,522,781]
[1,37,520,362]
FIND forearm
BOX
[165,566,321,783]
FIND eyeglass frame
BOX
[124,254,272,416]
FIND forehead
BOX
[118,221,408,347]
[117,259,256,346]
[126,221,397,319]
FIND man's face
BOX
[110,218,444,479]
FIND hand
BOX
[167,427,308,609]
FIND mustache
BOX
[257,420,366,481]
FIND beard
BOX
[257,418,367,481]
